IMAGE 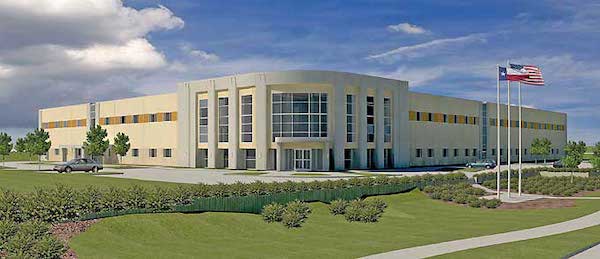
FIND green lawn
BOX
[0,170,186,192]
[435,225,600,259]
[70,190,600,259]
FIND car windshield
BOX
[66,159,80,164]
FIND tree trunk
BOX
[38,155,41,171]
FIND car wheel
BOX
[65,167,72,173]
[467,165,472,168]
[486,165,491,169]
[92,166,98,173]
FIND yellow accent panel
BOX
[409,111,417,121]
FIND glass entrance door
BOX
[294,149,311,171]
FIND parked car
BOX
[552,160,564,168]
[466,159,497,169]
[53,158,103,173]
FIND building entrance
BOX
[294,149,311,171]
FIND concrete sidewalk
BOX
[571,243,600,259]
[362,210,600,259]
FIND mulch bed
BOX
[51,219,100,259]
[498,198,576,209]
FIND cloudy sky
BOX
[0,0,598,143]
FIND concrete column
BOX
[375,88,385,169]
[357,86,368,169]
[254,74,269,170]
[323,142,330,171]
[177,83,194,168]
[332,83,346,171]
[228,77,239,169]
[207,82,218,168]
[396,81,410,168]
[276,143,283,171]
[392,87,402,168]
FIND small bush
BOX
[344,200,366,222]
[30,235,66,259]
[18,220,50,240]
[5,231,36,258]
[261,203,285,223]
[281,210,305,228]
[468,198,483,208]
[370,198,387,211]
[484,199,502,209]
[359,205,382,223]
[0,219,18,249]
[328,199,349,215]
[285,200,311,216]
[343,199,387,223]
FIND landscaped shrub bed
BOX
[261,200,311,228]
[0,220,65,258]
[328,198,388,223]
[422,183,501,209]
[474,167,600,184]
[483,176,600,196]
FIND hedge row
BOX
[473,167,600,184]
[422,183,501,208]
[0,173,467,223]
[483,176,600,197]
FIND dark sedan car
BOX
[466,159,497,169]
[552,160,564,168]
[53,158,103,173]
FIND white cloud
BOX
[367,33,487,60]
[387,23,428,34]
[65,39,167,70]
[178,43,220,63]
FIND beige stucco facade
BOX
[39,70,567,170]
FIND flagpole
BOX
[507,61,511,199]
[496,65,501,199]
[518,81,523,196]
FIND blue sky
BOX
[0,0,598,143]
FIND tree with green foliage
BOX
[562,141,586,168]
[0,132,13,167]
[14,137,27,153]
[531,138,552,164]
[113,132,131,165]
[591,142,600,171]
[24,128,52,170]
[82,125,109,162]
[593,142,600,157]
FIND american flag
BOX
[509,63,544,86]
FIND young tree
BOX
[540,138,552,164]
[24,128,51,170]
[0,132,12,167]
[592,142,600,157]
[113,132,130,165]
[562,141,586,168]
[82,125,109,162]
[14,137,27,153]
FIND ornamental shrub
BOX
[328,199,349,215]
[0,189,22,222]
[261,203,285,223]
[284,200,311,216]
[343,199,387,223]
[484,199,502,209]
[0,219,18,249]
[468,198,483,208]
[359,205,382,223]
[281,210,305,228]
[30,235,66,259]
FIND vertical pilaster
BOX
[357,86,368,169]
[228,77,239,169]
[207,82,217,168]
[176,83,194,167]
[254,74,269,170]
[323,142,330,171]
[333,83,346,170]
[392,87,402,168]
[375,87,385,169]
[276,143,283,171]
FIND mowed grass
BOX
[435,225,600,259]
[0,170,186,192]
[70,190,600,259]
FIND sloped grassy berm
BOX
[0,173,466,257]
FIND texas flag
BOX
[499,64,544,86]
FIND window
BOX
[344,149,353,169]
[120,116,126,124]
[62,121,67,127]
[223,150,229,168]
[218,97,228,142]
[443,114,448,123]
[524,148,528,155]
[416,112,422,121]
[245,149,256,169]
[443,148,448,157]
[472,149,478,157]
[500,149,504,156]
[149,149,157,158]
[76,120,82,127]
[241,95,253,142]
[163,149,172,158]
[164,112,172,121]
[428,113,433,122]
[465,149,470,157]
[150,114,157,122]
[346,95,355,142]
[104,117,110,125]
[199,99,208,143]
[454,115,459,124]
[427,148,434,158]
[366,96,375,142]
[54,149,59,155]
[133,115,139,123]
[454,148,459,157]
[384,97,391,143]
[492,149,496,156]
[416,149,423,158]
[272,93,327,140]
